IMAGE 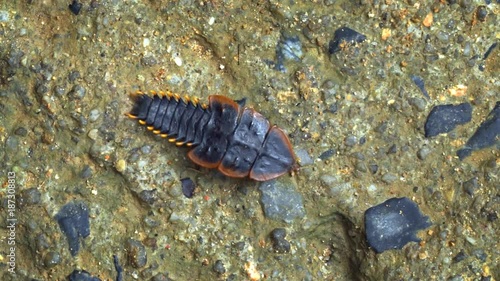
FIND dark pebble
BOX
[462,177,478,196]
[126,239,147,268]
[68,269,101,281]
[319,149,335,160]
[453,250,467,263]
[138,189,158,205]
[54,85,66,96]
[410,75,430,99]
[18,187,41,208]
[476,6,488,22]
[369,164,378,174]
[113,255,123,281]
[364,197,431,253]
[472,249,487,262]
[483,42,497,60]
[259,180,305,223]
[212,260,226,274]
[36,83,48,96]
[486,211,498,222]
[36,233,50,251]
[345,135,357,146]
[328,26,366,54]
[424,103,472,138]
[446,19,456,30]
[181,178,196,198]
[68,70,81,82]
[69,85,86,100]
[270,228,291,253]
[43,251,61,268]
[55,201,90,256]
[80,165,93,179]
[69,0,83,15]
[387,144,397,154]
[457,102,499,159]
[7,50,24,68]
[14,127,28,137]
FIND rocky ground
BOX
[0,0,498,280]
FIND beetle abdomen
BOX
[128,91,295,181]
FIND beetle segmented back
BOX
[128,91,295,181]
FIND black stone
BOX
[138,189,158,205]
[483,42,497,60]
[410,75,430,99]
[453,250,467,263]
[55,201,90,256]
[457,102,499,159]
[328,27,366,54]
[424,103,472,138]
[270,228,291,253]
[364,197,431,253]
[181,178,196,198]
[319,149,335,160]
[68,270,101,281]
[212,260,226,274]
[14,127,28,137]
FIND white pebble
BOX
[173,56,182,66]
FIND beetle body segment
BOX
[128,91,295,181]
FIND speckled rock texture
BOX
[0,0,498,280]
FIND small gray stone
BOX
[259,180,305,223]
[126,239,147,268]
[462,177,478,196]
[417,146,432,160]
[68,70,81,82]
[80,165,93,179]
[295,148,313,166]
[138,189,158,205]
[381,173,398,184]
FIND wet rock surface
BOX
[0,0,498,280]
